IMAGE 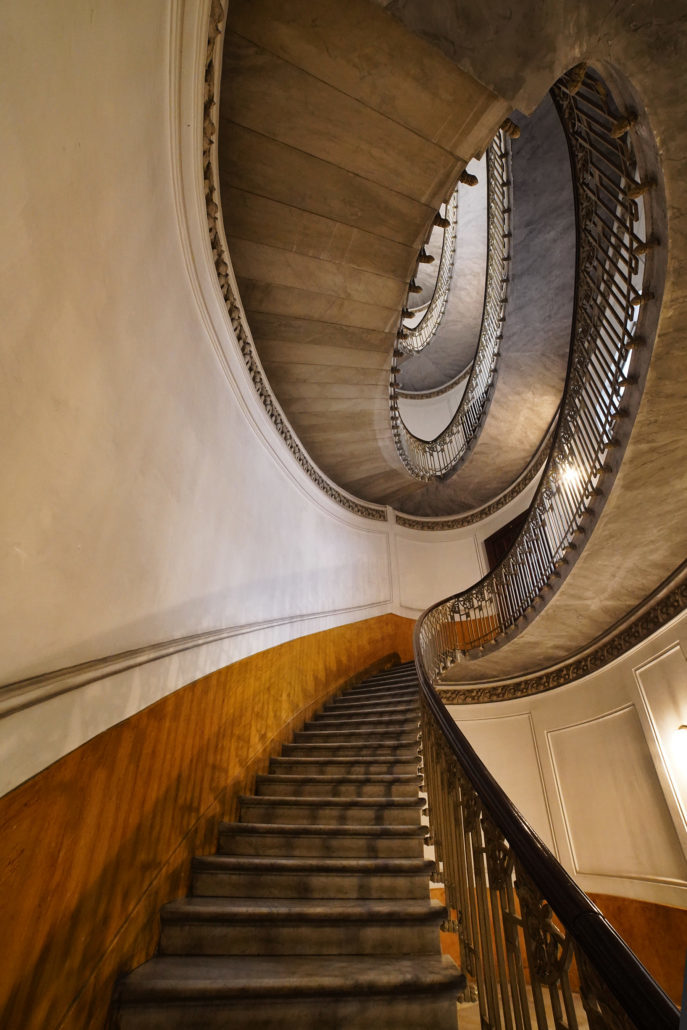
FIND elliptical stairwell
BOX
[112,664,464,1028]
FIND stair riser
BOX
[218,833,424,859]
[269,759,418,776]
[192,870,431,900]
[323,701,420,714]
[281,744,418,759]
[115,991,460,1030]
[255,780,419,799]
[312,715,419,729]
[160,920,442,957]
[342,686,417,700]
[239,802,422,826]
[292,731,418,745]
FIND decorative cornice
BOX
[437,565,687,704]
[395,413,555,531]
[203,1,386,522]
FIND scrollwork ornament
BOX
[481,814,512,890]
[515,866,572,986]
[574,945,638,1030]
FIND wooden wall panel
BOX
[588,892,687,1005]
[0,614,414,1030]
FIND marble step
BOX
[159,896,446,956]
[293,727,418,745]
[254,773,421,798]
[269,756,419,776]
[334,691,418,707]
[191,855,434,899]
[323,697,420,714]
[342,682,418,698]
[281,741,418,759]
[114,954,464,1030]
[239,794,424,826]
[312,711,419,728]
[359,665,416,682]
[218,822,427,858]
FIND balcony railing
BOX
[415,641,679,1030]
[390,130,512,480]
[415,66,661,677]
[397,189,458,355]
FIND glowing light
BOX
[560,464,580,486]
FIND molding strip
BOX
[0,601,391,721]
[437,563,687,704]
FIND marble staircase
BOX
[219,0,509,511]
[112,665,464,1029]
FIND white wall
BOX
[447,608,687,908]
[0,0,398,793]
[390,473,539,615]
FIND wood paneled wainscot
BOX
[0,613,414,1030]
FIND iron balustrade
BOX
[390,130,512,480]
[416,67,660,677]
[415,645,679,1030]
[398,189,458,355]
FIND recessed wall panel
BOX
[548,706,687,883]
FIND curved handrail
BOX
[397,189,459,355]
[416,66,661,675]
[390,130,512,481]
[413,628,679,1030]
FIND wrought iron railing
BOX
[415,649,679,1030]
[397,189,458,355]
[416,66,661,676]
[390,130,512,480]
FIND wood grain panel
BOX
[0,614,415,1030]
[588,892,687,1005]
[221,34,460,205]
[228,0,507,158]
[219,123,433,248]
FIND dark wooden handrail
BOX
[413,618,680,1030]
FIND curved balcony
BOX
[396,188,458,356]
[415,65,663,680]
[390,130,513,480]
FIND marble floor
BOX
[456,984,589,1029]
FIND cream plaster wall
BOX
[390,473,539,616]
[447,609,687,908]
[0,0,397,768]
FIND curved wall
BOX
[0,0,527,801]
[448,610,687,913]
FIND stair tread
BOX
[194,855,433,873]
[270,757,417,767]
[257,774,420,784]
[241,794,423,807]
[162,897,445,922]
[282,743,417,752]
[118,954,463,1000]
[220,822,427,837]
